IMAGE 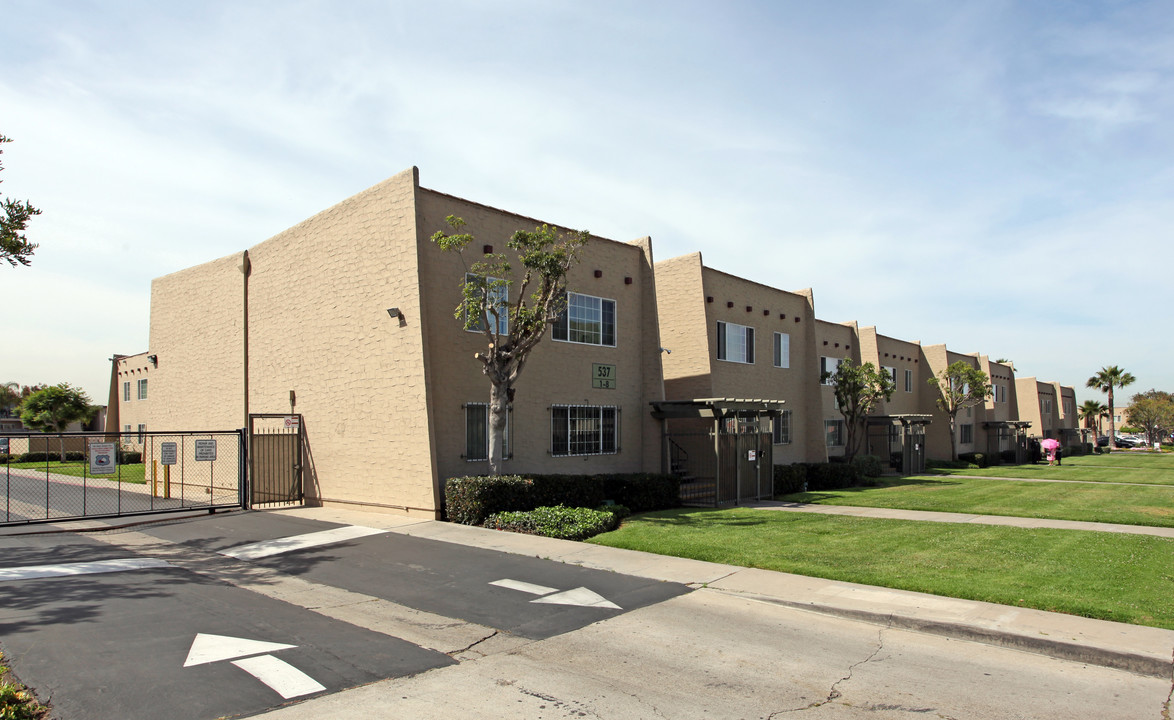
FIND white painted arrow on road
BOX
[184,633,325,699]
[490,579,621,609]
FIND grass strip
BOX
[590,507,1174,629]
[929,451,1174,485]
[5,461,146,484]
[781,476,1174,527]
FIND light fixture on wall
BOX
[147,355,158,367]
[387,308,402,320]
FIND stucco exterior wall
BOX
[108,351,154,445]
[653,254,713,402]
[414,188,662,484]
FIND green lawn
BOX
[780,476,1174,527]
[929,450,1174,485]
[4,460,146,484]
[590,507,1174,629]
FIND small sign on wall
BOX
[592,363,617,389]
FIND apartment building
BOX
[114,168,666,518]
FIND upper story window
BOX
[994,384,1006,403]
[773,332,790,369]
[882,366,897,384]
[553,293,615,346]
[904,369,913,393]
[464,273,508,335]
[123,382,131,402]
[137,378,148,400]
[820,356,841,385]
[717,321,754,364]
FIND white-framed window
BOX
[553,293,616,346]
[717,322,754,364]
[551,405,619,456]
[464,273,509,335]
[773,332,790,368]
[773,410,792,445]
[137,378,148,400]
[464,403,510,461]
[123,382,131,402]
[123,424,131,434]
[1044,398,1053,415]
[960,423,974,444]
[137,424,146,443]
[904,368,913,393]
[882,366,897,384]
[825,419,844,447]
[820,356,841,385]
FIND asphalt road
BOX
[0,511,690,719]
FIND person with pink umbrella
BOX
[1041,438,1061,466]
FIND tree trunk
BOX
[487,380,510,475]
[1106,389,1115,454]
[948,414,958,461]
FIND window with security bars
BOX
[960,423,974,444]
[772,410,792,445]
[553,293,616,346]
[551,405,619,456]
[464,403,509,461]
[825,419,844,447]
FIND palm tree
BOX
[1086,366,1136,450]
[1077,399,1108,442]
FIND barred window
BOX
[465,403,509,461]
[551,405,619,456]
[960,423,974,444]
[825,419,844,447]
[772,410,792,445]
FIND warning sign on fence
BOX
[161,442,178,466]
[194,439,217,461]
[90,443,117,475]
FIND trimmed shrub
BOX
[119,451,143,464]
[958,452,988,468]
[444,473,679,526]
[851,454,883,479]
[926,459,973,470]
[999,449,1017,464]
[17,452,51,463]
[483,505,623,540]
[0,454,12,464]
[773,463,808,495]
[64,451,86,462]
[802,462,860,491]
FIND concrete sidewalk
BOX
[746,499,1174,538]
[271,506,1174,679]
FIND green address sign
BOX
[592,363,617,389]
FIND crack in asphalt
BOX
[769,623,890,716]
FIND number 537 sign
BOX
[592,363,617,390]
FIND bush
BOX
[16,452,51,463]
[851,454,883,479]
[483,505,623,540]
[999,449,1017,464]
[64,451,85,462]
[773,463,808,495]
[926,459,973,470]
[444,473,679,526]
[0,454,12,464]
[119,450,143,464]
[802,462,860,491]
[958,452,988,468]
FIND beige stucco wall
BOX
[107,351,154,445]
[414,188,663,484]
[815,319,860,458]
[858,327,924,416]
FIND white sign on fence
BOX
[90,442,117,476]
[161,442,178,466]
[194,439,217,462]
[284,416,300,430]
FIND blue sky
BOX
[2,1,1170,406]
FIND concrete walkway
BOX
[272,506,1174,679]
[747,499,1174,538]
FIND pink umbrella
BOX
[1040,438,1061,450]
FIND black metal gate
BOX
[1,430,245,527]
[248,414,304,507]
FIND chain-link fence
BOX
[1,430,245,526]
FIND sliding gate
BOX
[1,430,245,527]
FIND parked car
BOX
[1115,436,1142,448]
[1096,436,1110,447]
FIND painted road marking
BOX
[184,634,325,699]
[490,578,621,610]
[184,633,296,667]
[220,525,387,560]
[231,655,326,699]
[0,558,172,582]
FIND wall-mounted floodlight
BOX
[387,308,402,319]
[147,355,158,367]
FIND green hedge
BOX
[484,505,628,540]
[851,454,883,478]
[958,452,988,468]
[773,463,808,495]
[802,462,861,491]
[444,472,679,526]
